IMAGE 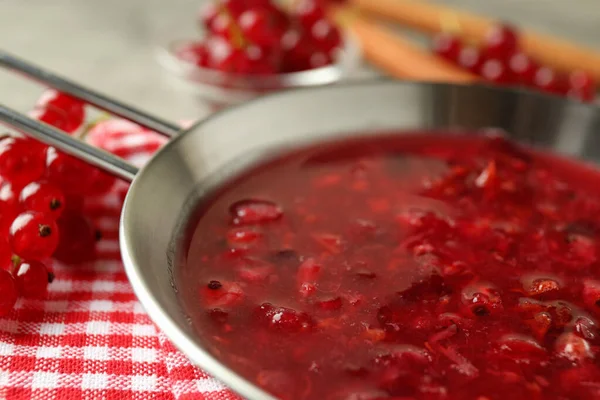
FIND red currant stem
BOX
[77,113,111,141]
[228,16,248,49]
[10,255,20,275]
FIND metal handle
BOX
[0,50,189,182]
[0,51,181,138]
[0,105,138,182]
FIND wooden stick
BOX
[330,6,478,83]
[351,0,600,82]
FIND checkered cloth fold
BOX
[0,120,240,400]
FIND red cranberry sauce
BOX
[179,133,600,400]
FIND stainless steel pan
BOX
[0,51,599,400]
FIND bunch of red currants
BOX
[177,0,343,74]
[0,90,116,316]
[433,24,596,102]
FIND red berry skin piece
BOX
[255,303,313,332]
[229,199,283,225]
[14,259,50,298]
[45,147,94,194]
[199,280,244,308]
[19,181,66,219]
[483,24,519,61]
[9,211,60,261]
[0,270,18,317]
[582,279,600,312]
[53,212,96,265]
[432,33,462,63]
[0,136,46,187]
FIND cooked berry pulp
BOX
[179,133,600,400]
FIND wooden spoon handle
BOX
[331,6,478,83]
[351,0,600,82]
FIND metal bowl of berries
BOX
[155,0,362,106]
[5,43,600,399]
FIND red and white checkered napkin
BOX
[0,120,241,400]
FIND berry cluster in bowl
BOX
[433,24,596,102]
[156,0,359,105]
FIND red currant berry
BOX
[0,180,18,210]
[432,33,462,62]
[567,70,596,102]
[457,46,484,74]
[205,35,235,66]
[210,13,235,40]
[238,8,285,48]
[29,107,72,133]
[35,89,85,133]
[63,193,84,215]
[483,23,518,60]
[14,259,50,298]
[0,240,11,271]
[230,199,283,225]
[19,181,65,219]
[0,136,45,187]
[281,30,327,72]
[176,42,210,68]
[533,66,567,95]
[199,2,219,30]
[0,182,18,237]
[54,212,96,265]
[479,58,514,85]
[219,0,246,18]
[0,269,18,316]
[292,0,326,29]
[308,51,332,69]
[45,147,94,194]
[216,47,277,75]
[86,168,116,196]
[310,19,342,54]
[509,52,537,86]
[36,89,83,115]
[9,211,59,261]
